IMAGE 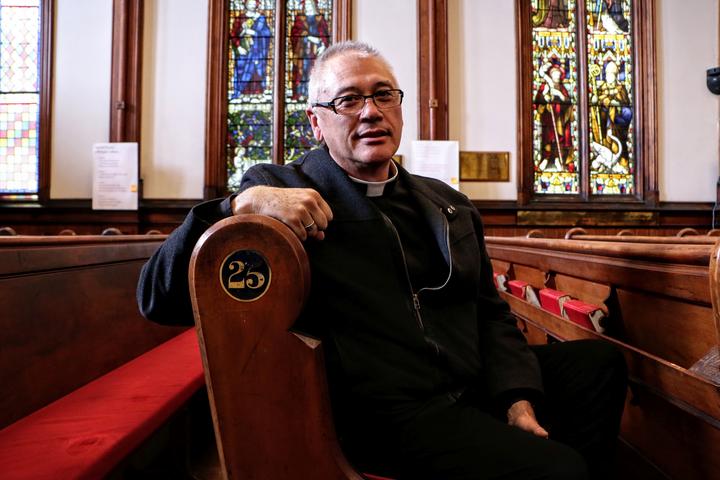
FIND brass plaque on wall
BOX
[460,151,510,182]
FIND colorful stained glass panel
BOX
[0,0,40,195]
[227,0,276,191]
[0,93,39,193]
[531,0,580,194]
[284,0,331,163]
[586,0,634,195]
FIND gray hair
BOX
[307,41,395,105]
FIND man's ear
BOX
[306,107,324,142]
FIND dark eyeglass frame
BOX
[312,89,404,115]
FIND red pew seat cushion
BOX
[0,329,204,480]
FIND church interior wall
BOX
[50,0,112,199]
[45,0,720,203]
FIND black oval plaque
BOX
[219,250,271,302]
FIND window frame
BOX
[204,0,352,199]
[516,0,658,206]
[0,0,53,203]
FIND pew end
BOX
[189,214,364,480]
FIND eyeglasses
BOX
[312,89,404,115]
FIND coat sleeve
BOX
[136,167,277,325]
[471,210,544,400]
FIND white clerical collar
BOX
[348,161,399,197]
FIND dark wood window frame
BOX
[515,0,658,206]
[417,0,448,141]
[203,0,352,199]
[0,0,53,203]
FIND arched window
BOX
[205,0,351,197]
[518,0,657,204]
[0,0,51,201]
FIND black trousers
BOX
[349,340,628,480]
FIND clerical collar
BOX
[348,161,399,197]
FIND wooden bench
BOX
[190,215,393,480]
[564,227,719,245]
[486,235,720,479]
[0,234,205,479]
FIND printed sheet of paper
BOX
[92,143,138,210]
[408,141,460,190]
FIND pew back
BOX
[487,237,715,368]
[486,235,720,479]
[0,234,185,428]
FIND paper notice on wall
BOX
[407,141,460,190]
[92,143,138,210]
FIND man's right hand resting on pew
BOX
[231,186,333,242]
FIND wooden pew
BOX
[565,227,719,245]
[485,235,720,479]
[190,215,394,480]
[0,234,205,479]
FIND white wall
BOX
[449,0,518,200]
[141,0,208,199]
[50,0,112,198]
[447,0,720,202]
[657,0,719,201]
[48,0,720,203]
[353,0,418,162]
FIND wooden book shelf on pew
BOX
[486,234,720,480]
[0,234,206,479]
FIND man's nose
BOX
[359,97,383,119]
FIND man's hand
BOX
[507,400,549,439]
[231,186,333,241]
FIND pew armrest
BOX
[189,214,364,479]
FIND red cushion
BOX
[0,329,204,480]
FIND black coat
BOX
[137,147,542,431]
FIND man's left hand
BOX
[507,400,549,438]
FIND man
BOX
[535,60,575,174]
[138,41,627,479]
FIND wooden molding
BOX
[204,0,230,200]
[417,0,448,140]
[38,0,54,203]
[636,0,659,206]
[333,0,352,41]
[271,0,287,166]
[110,0,144,143]
[515,0,532,204]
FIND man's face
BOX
[306,54,403,181]
[550,69,562,84]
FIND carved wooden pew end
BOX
[190,214,367,480]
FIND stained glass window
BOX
[226,0,333,191]
[284,0,331,163]
[227,0,276,191]
[0,0,41,196]
[532,0,579,194]
[530,0,635,197]
[586,0,634,195]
